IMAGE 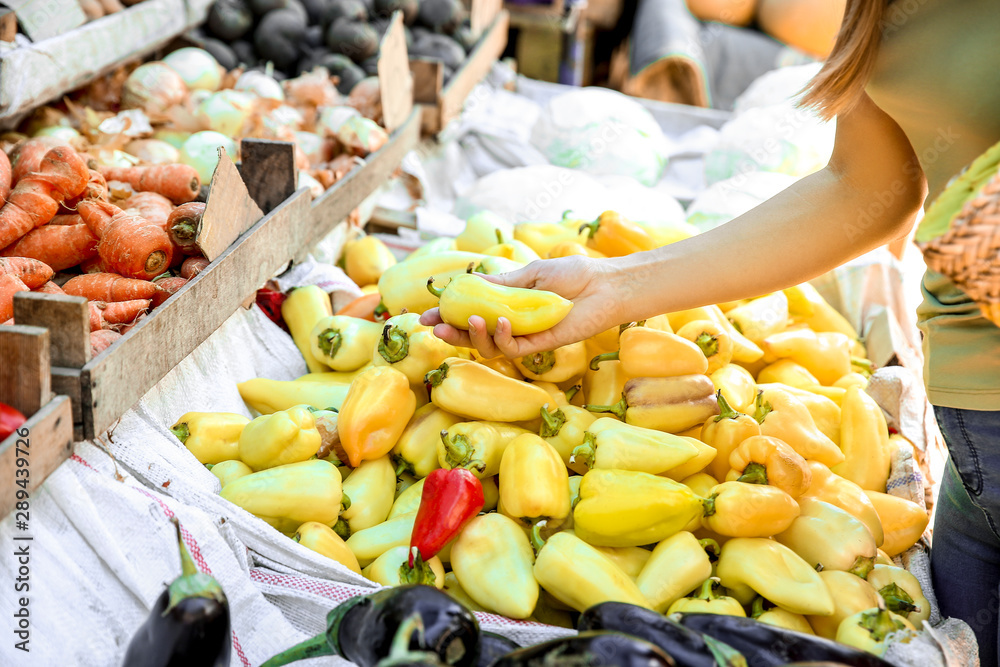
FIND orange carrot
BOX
[180,256,209,279]
[63,272,161,302]
[0,150,10,208]
[10,137,65,185]
[49,213,83,225]
[1,224,98,271]
[90,329,121,355]
[34,281,65,295]
[122,192,173,231]
[98,164,201,205]
[80,255,108,273]
[0,274,29,321]
[0,147,89,249]
[335,291,381,321]
[166,202,205,255]
[64,169,108,211]
[77,199,173,280]
[151,276,187,306]
[119,312,147,334]
[0,257,54,289]
[88,299,150,331]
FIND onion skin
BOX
[122,63,189,115]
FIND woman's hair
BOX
[800,0,891,120]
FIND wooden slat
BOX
[12,293,90,368]
[471,0,503,37]
[240,139,297,214]
[80,190,312,439]
[0,9,17,42]
[410,59,444,105]
[0,396,74,518]
[377,11,414,133]
[51,367,83,440]
[196,149,264,262]
[0,325,50,417]
[436,10,510,133]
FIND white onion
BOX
[164,48,223,91]
[294,131,326,165]
[197,90,255,138]
[122,62,189,115]
[298,171,324,200]
[125,139,181,164]
[235,70,285,101]
[153,129,192,150]
[316,106,360,137]
[180,131,238,183]
[33,126,80,141]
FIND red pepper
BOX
[409,468,484,566]
[255,288,289,332]
[0,402,27,441]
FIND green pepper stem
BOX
[495,228,504,244]
[424,363,449,388]
[393,454,413,478]
[340,492,352,513]
[713,390,739,422]
[848,554,876,580]
[751,597,766,619]
[399,549,439,586]
[317,328,342,359]
[583,394,628,421]
[579,219,600,240]
[170,423,190,444]
[205,463,214,471]
[441,431,482,473]
[752,391,772,425]
[564,385,581,402]
[570,432,597,470]
[522,350,556,375]
[695,332,720,358]
[426,278,445,299]
[529,519,549,553]
[699,538,720,560]
[737,462,769,485]
[859,602,908,642]
[374,301,388,321]
[701,494,717,518]
[703,635,748,667]
[589,351,619,371]
[878,582,920,615]
[539,405,567,438]
[260,633,334,667]
[852,357,874,371]
[333,519,351,540]
[695,577,722,601]
[378,324,410,363]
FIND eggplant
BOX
[305,24,325,47]
[314,53,367,93]
[492,631,675,667]
[248,0,307,18]
[261,585,480,667]
[476,633,519,667]
[373,0,418,24]
[322,0,369,27]
[376,614,450,667]
[416,0,461,32]
[121,518,230,667]
[299,0,333,24]
[255,8,308,71]
[231,39,259,67]
[677,614,896,667]
[198,37,240,71]
[325,18,379,63]
[578,603,744,667]
[359,54,381,77]
[207,0,253,40]
[409,33,465,69]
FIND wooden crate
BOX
[410,10,511,136]
[504,0,565,18]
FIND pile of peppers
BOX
[167,210,932,661]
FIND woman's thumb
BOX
[478,262,538,289]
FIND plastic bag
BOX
[686,171,799,231]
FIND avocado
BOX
[321,0,368,27]
[359,53,380,77]
[315,53,368,93]
[416,0,462,33]
[231,39,259,67]
[198,36,240,71]
[324,18,379,63]
[305,24,324,47]
[248,0,308,19]
[409,32,465,69]
[254,8,308,71]
[207,0,253,41]
[373,0,418,24]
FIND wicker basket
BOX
[918,168,1000,327]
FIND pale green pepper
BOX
[238,406,321,471]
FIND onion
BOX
[153,129,192,150]
[124,139,181,164]
[33,126,80,141]
[294,131,327,165]
[180,131,238,183]
[235,70,285,101]
[197,90,256,138]
[299,171,324,200]
[122,62,189,115]
[316,106,359,137]
[164,48,224,91]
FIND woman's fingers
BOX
[419,307,443,327]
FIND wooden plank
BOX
[0,396,74,519]
[0,9,17,42]
[196,149,264,261]
[369,206,418,232]
[240,139,297,214]
[81,189,312,439]
[438,10,510,132]
[470,0,502,38]
[51,367,83,439]
[2,0,85,41]
[503,0,563,17]
[0,325,50,417]
[377,11,414,133]
[410,59,444,105]
[12,293,90,368]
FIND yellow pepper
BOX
[668,305,764,363]
[867,564,931,629]
[804,384,848,406]
[783,283,859,339]
[582,359,630,407]
[481,474,499,512]
[472,255,525,276]
[170,412,249,465]
[294,521,362,574]
[675,320,733,375]
[281,285,333,373]
[710,364,757,414]
[591,325,708,378]
[238,406,321,471]
[716,537,834,616]
[338,366,416,467]
[726,292,789,344]
[757,359,821,389]
[378,251,483,315]
[533,531,652,611]
[701,481,800,538]
[209,460,253,488]
[514,221,586,257]
[309,316,381,371]
[574,469,704,547]
[759,383,842,444]
[438,421,530,478]
[345,511,416,567]
[753,387,844,467]
[725,435,811,498]
[761,330,853,386]
[803,461,885,547]
[482,236,542,264]
[752,598,815,634]
[863,491,929,557]
[775,497,877,577]
[475,355,524,380]
[407,237,456,259]
[571,417,699,475]
[294,368,369,383]
[455,210,512,252]
[237,378,351,414]
[339,455,395,532]
[535,383,572,408]
[514,342,588,383]
[682,472,720,498]
[363,545,445,588]
[580,210,657,257]
[391,404,461,477]
[539,404,597,473]
[388,477,424,519]
[835,372,870,391]
[443,572,487,613]
[343,235,397,287]
[585,375,719,434]
[803,570,881,639]
[667,577,747,617]
[659,437,717,481]
[372,313,457,386]
[637,531,715,612]
[451,513,539,619]
[701,391,761,481]
[638,219,699,248]
[499,433,571,529]
[547,241,606,259]
[428,273,573,336]
[594,546,653,581]
[426,358,551,422]
[833,386,892,493]
[220,459,343,534]
[836,604,916,656]
[876,549,894,566]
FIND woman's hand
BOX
[419,256,626,358]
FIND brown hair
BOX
[800,0,892,120]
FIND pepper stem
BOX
[521,350,556,375]
[378,324,410,363]
[695,577,722,601]
[737,462,768,485]
[859,601,908,641]
[695,332,720,358]
[879,582,920,615]
[752,391,772,424]
[699,538,720,560]
[701,493,717,518]
[393,454,413,478]
[400,548,438,586]
[424,363,449,388]
[579,219,600,240]
[495,228,505,244]
[852,357,874,372]
[374,301,388,321]
[751,597,766,619]
[713,390,738,422]
[170,423,190,443]
[440,432,483,474]
[340,492,352,513]
[569,432,597,470]
[529,519,549,553]
[316,328,342,359]
[847,554,876,579]
[583,394,628,421]
[564,385,581,402]
[333,519,351,540]
[539,405,567,438]
[589,351,619,371]
[426,278,445,299]
[259,633,334,667]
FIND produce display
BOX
[167,209,931,661]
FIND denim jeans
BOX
[930,406,1000,667]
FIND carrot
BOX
[77,199,173,279]
[88,299,150,331]
[98,164,201,205]
[10,137,65,186]
[0,150,10,208]
[166,202,205,255]
[119,312,147,334]
[63,169,108,211]
[335,291,381,321]
[90,330,121,356]
[80,255,109,274]
[0,257,54,289]
[49,213,83,225]
[0,274,29,322]
[180,256,210,279]
[151,276,187,306]
[34,281,65,295]
[122,192,173,230]
[1,224,98,271]
[0,147,89,249]
[63,272,160,302]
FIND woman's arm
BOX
[423,93,928,358]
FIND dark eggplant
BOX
[121,518,230,667]
[299,0,332,24]
[578,603,744,667]
[409,33,466,70]
[451,25,477,54]
[476,632,519,667]
[359,53,381,77]
[325,18,380,63]
[677,614,896,667]
[248,0,308,18]
[321,0,369,27]
[255,8,308,71]
[231,39,259,67]
[376,614,450,667]
[492,631,675,667]
[198,37,240,71]
[373,0,418,24]
[305,24,325,47]
[206,0,253,40]
[261,585,480,667]
[314,53,367,93]
[416,0,462,33]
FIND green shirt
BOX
[866,0,1000,410]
